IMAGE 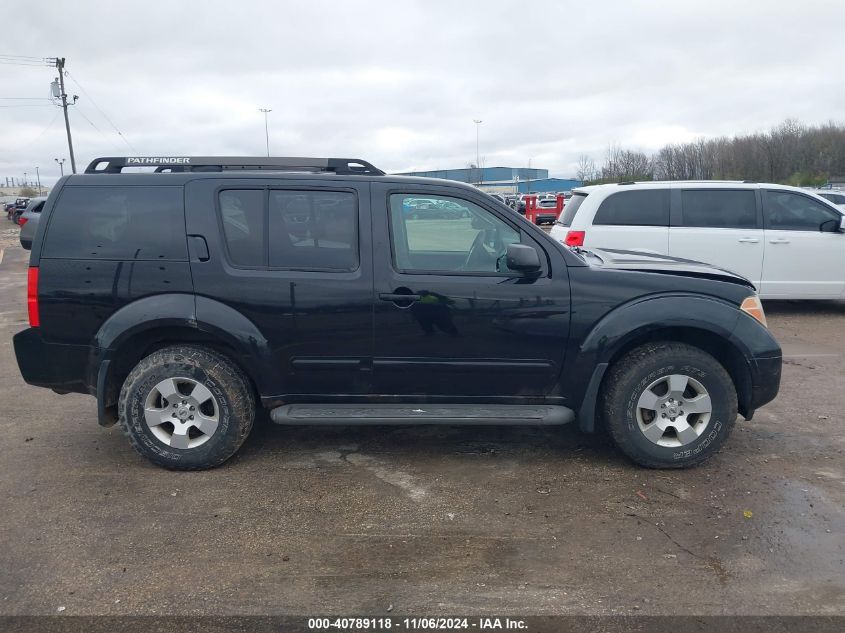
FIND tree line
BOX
[576,119,845,186]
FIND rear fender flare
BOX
[91,294,281,415]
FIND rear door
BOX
[585,189,670,253]
[185,177,374,396]
[370,183,570,398]
[668,188,763,284]
[761,189,845,299]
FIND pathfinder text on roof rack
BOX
[84,156,386,176]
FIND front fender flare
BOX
[573,293,746,432]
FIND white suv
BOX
[549,181,845,299]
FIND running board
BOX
[269,404,574,426]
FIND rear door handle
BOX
[187,235,210,261]
[769,238,790,244]
[738,238,760,243]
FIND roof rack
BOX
[84,156,385,176]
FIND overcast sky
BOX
[3,0,845,185]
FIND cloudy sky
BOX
[3,0,844,185]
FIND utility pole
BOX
[23,172,27,189]
[55,158,65,177]
[473,119,482,185]
[259,108,271,157]
[54,58,77,174]
[36,167,42,195]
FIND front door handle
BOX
[738,238,760,243]
[769,238,790,244]
[379,293,421,303]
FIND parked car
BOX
[815,190,845,210]
[550,181,845,300]
[14,156,781,471]
[18,196,47,249]
[535,197,561,225]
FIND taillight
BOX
[18,217,27,227]
[564,230,585,247]
[27,267,39,327]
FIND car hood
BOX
[580,248,756,289]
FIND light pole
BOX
[527,158,533,195]
[473,119,482,184]
[55,158,65,177]
[23,172,27,190]
[35,167,42,195]
[259,108,272,157]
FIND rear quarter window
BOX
[43,186,187,260]
[592,189,669,226]
[555,192,587,226]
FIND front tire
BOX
[601,342,737,468]
[118,345,255,470]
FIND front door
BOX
[761,189,845,299]
[185,178,374,397]
[370,183,570,398]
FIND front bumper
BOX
[13,328,90,395]
[747,354,782,413]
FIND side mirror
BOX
[506,243,541,274]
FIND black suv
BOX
[14,156,782,470]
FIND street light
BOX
[473,119,482,184]
[259,108,272,157]
[55,158,66,177]
[35,166,42,195]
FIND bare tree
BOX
[576,154,598,183]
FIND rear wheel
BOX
[600,342,737,468]
[118,345,255,470]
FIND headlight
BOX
[740,295,767,328]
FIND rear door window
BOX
[218,188,359,271]
[219,189,265,267]
[680,190,757,228]
[43,186,187,260]
[592,190,669,226]
[268,190,358,270]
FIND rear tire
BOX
[600,342,737,468]
[118,345,255,470]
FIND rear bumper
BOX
[13,328,90,394]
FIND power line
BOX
[0,54,48,60]
[65,70,137,153]
[74,104,122,150]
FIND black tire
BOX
[600,342,737,469]
[118,345,255,470]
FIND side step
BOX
[269,403,575,426]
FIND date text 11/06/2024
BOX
[307,617,528,630]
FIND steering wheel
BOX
[462,231,488,270]
[462,229,502,271]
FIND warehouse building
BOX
[395,166,581,194]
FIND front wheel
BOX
[118,345,255,470]
[600,342,737,468]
